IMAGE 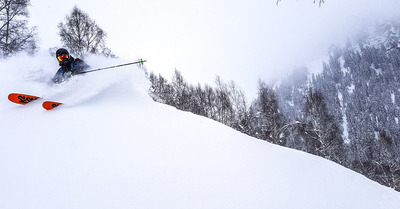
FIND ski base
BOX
[8,93,63,110]
[8,93,40,105]
[42,101,63,110]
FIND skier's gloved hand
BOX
[63,71,72,77]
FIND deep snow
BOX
[1,52,400,209]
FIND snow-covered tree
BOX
[303,89,344,163]
[250,80,284,144]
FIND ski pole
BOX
[77,59,147,74]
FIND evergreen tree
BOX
[303,89,344,163]
[251,80,284,144]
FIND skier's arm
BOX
[51,68,64,83]
[72,59,90,75]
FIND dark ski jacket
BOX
[52,56,90,83]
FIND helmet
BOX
[56,48,70,64]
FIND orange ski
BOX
[8,93,40,105]
[42,101,63,110]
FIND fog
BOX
[29,0,400,99]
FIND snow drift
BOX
[0,52,400,209]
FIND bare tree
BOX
[276,0,325,7]
[58,6,112,57]
[0,0,38,58]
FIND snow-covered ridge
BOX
[0,52,399,209]
[350,21,400,52]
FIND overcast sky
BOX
[29,0,400,99]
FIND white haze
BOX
[28,0,400,99]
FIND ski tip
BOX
[42,101,63,110]
[8,93,40,105]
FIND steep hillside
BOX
[273,21,400,191]
[0,52,400,209]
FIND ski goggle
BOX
[57,54,69,62]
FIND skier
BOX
[52,48,90,83]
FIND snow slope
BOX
[1,52,400,209]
